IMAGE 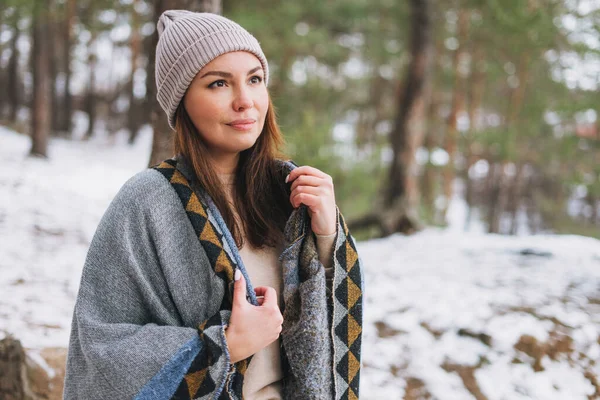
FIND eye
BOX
[208,79,227,89]
[249,75,263,84]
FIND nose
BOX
[232,85,254,112]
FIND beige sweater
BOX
[219,174,336,400]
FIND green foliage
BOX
[2,0,598,237]
[226,0,599,237]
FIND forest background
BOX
[1,0,598,240]
[1,1,600,398]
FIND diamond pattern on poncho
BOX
[332,214,363,400]
[154,158,363,399]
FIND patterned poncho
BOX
[63,156,363,399]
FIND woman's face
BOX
[183,51,269,162]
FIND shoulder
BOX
[275,158,298,168]
[274,158,298,176]
[113,169,173,205]
[104,168,183,223]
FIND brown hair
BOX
[173,98,293,249]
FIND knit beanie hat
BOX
[155,10,269,130]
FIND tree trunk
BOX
[490,54,529,233]
[486,162,506,234]
[128,0,142,144]
[589,195,598,226]
[30,2,51,158]
[420,90,439,223]
[382,0,432,234]
[49,0,61,136]
[147,0,177,166]
[148,0,222,167]
[57,0,76,135]
[508,163,525,235]
[84,32,97,140]
[190,0,221,13]
[463,45,485,231]
[523,171,538,234]
[421,25,447,226]
[506,54,530,130]
[504,53,530,164]
[7,14,20,124]
[442,9,470,222]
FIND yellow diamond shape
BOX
[348,386,358,400]
[345,242,358,272]
[215,251,233,279]
[170,170,190,186]
[185,369,208,398]
[186,194,207,217]
[201,222,220,246]
[348,349,360,383]
[347,314,361,347]
[347,277,361,310]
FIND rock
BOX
[0,336,37,400]
[0,336,67,400]
[32,348,67,400]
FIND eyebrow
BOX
[199,66,263,80]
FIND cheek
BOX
[185,95,221,126]
[257,91,269,119]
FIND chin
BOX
[227,137,260,154]
[240,133,261,147]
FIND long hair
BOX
[173,97,293,249]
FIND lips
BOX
[228,118,256,125]
[226,119,256,131]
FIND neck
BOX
[209,152,240,174]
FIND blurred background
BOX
[0,0,599,399]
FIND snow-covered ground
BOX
[0,125,152,348]
[360,231,600,399]
[1,126,599,399]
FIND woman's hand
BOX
[224,271,283,363]
[286,166,337,236]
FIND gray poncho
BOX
[63,157,363,399]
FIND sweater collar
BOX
[172,154,297,183]
[172,155,307,244]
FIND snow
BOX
[1,125,599,399]
[26,349,56,379]
[0,125,152,348]
[358,230,600,398]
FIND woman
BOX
[64,10,363,400]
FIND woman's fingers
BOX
[290,193,320,209]
[286,165,330,183]
[254,286,278,306]
[232,272,247,307]
[291,184,323,197]
[290,186,323,208]
[289,175,324,192]
[285,165,337,235]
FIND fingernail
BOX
[285,174,289,183]
[234,269,241,281]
